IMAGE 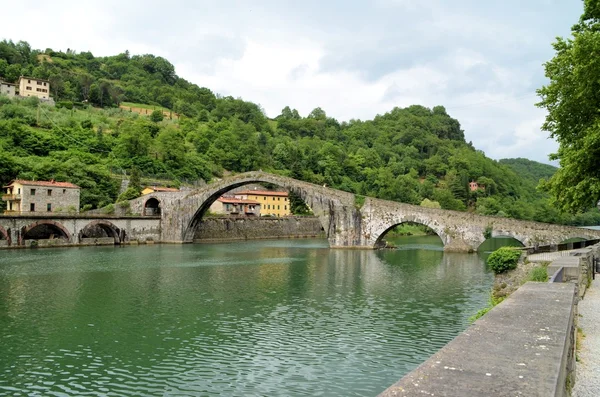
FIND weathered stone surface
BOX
[193,216,324,241]
[379,282,577,397]
[4,172,600,250]
[0,214,161,247]
[129,171,600,251]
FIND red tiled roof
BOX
[5,179,79,189]
[18,75,50,83]
[235,190,288,197]
[147,186,179,192]
[218,197,260,205]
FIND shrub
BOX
[354,194,365,209]
[150,109,164,122]
[487,247,522,274]
[103,204,115,215]
[528,265,549,282]
[117,187,140,202]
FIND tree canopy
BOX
[537,0,600,212]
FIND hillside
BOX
[499,158,557,187]
[1,39,599,226]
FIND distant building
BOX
[234,190,290,217]
[18,76,50,99]
[0,80,16,97]
[209,196,261,216]
[2,180,80,214]
[141,186,180,195]
[469,181,485,192]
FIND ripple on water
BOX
[0,238,493,396]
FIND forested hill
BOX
[0,39,598,225]
[499,158,557,186]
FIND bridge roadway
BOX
[2,171,600,250]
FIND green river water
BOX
[0,236,517,396]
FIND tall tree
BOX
[537,0,600,212]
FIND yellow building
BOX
[234,190,291,217]
[18,76,50,99]
[141,186,180,195]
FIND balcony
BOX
[1,194,21,201]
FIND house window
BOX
[47,189,52,196]
[17,188,20,194]
[30,203,35,212]
[277,205,280,210]
[63,189,66,194]
[9,202,12,210]
[31,189,36,195]
[47,203,52,212]
[28,79,31,83]
[284,205,287,210]
[26,86,32,90]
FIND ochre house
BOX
[142,186,180,195]
[18,76,50,99]
[209,197,261,216]
[234,190,290,217]
[2,180,80,214]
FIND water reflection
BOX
[0,238,493,396]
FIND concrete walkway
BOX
[573,277,600,396]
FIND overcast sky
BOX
[1,0,583,164]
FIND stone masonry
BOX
[129,171,600,251]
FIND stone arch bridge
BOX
[127,171,600,252]
[1,171,598,250]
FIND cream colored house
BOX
[2,180,80,214]
[18,76,50,99]
[209,197,261,216]
[234,190,291,217]
[0,80,16,97]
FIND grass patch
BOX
[527,263,549,282]
[469,293,505,323]
[354,194,365,209]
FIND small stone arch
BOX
[79,220,122,244]
[144,197,161,216]
[488,230,528,247]
[372,217,448,249]
[19,220,71,246]
[0,224,10,246]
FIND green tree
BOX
[150,109,164,122]
[537,0,600,212]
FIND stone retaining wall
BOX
[193,216,324,242]
[379,282,577,397]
